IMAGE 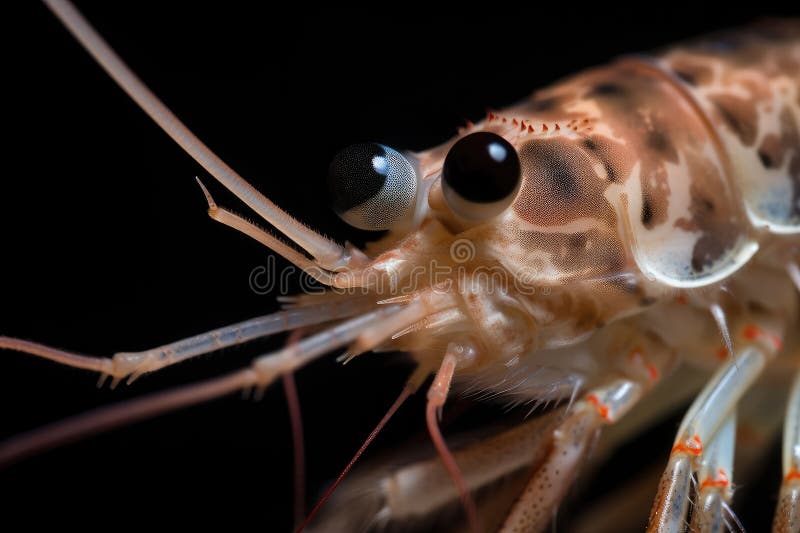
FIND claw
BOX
[126,370,146,385]
[96,373,109,388]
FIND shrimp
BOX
[4,2,794,528]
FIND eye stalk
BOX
[442,132,521,221]
[327,143,418,231]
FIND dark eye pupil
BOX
[327,143,387,214]
[443,132,520,203]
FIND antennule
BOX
[43,0,351,270]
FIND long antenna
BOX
[42,0,347,268]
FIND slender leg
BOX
[689,412,737,533]
[774,369,800,533]
[0,303,423,465]
[282,329,306,527]
[0,295,373,384]
[500,333,674,533]
[500,379,645,532]
[426,347,481,533]
[310,331,679,531]
[300,369,426,532]
[648,317,785,533]
[305,412,562,532]
[0,368,257,466]
[551,379,784,533]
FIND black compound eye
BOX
[442,132,521,220]
[327,143,418,231]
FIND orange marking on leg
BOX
[741,324,783,352]
[675,293,687,305]
[786,469,800,482]
[700,468,729,490]
[671,435,703,456]
[742,324,760,341]
[628,346,659,382]
[586,394,610,422]
[768,334,783,351]
[715,346,729,360]
[646,363,659,381]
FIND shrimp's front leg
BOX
[0,295,374,386]
[499,333,675,533]
[0,304,417,466]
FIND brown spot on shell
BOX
[646,130,679,163]
[587,83,625,97]
[758,134,783,168]
[641,195,654,227]
[670,58,714,86]
[673,70,697,86]
[765,106,800,218]
[514,138,612,227]
[568,233,587,248]
[680,156,742,274]
[582,136,633,184]
[530,96,560,112]
[639,165,669,228]
[709,94,759,146]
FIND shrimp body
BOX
[3,4,800,532]
[366,22,800,393]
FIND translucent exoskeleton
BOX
[3,3,800,532]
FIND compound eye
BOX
[442,132,521,220]
[327,143,417,230]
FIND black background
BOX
[2,3,797,532]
